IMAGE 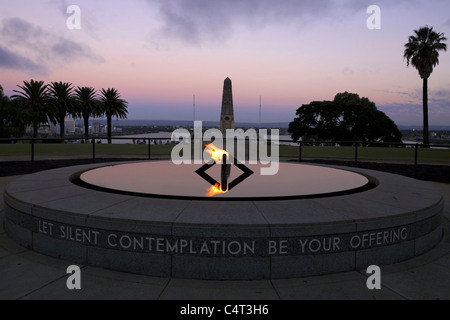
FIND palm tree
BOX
[74,87,99,139]
[0,85,8,111]
[99,88,128,144]
[404,26,447,146]
[48,82,76,140]
[12,80,52,138]
[0,85,11,138]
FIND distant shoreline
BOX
[74,119,450,131]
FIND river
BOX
[87,134,447,149]
[91,133,296,145]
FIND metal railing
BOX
[0,137,160,162]
[294,140,440,172]
[1,137,449,172]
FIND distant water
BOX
[98,132,179,144]
[94,133,297,145]
[91,134,448,149]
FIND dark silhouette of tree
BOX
[11,80,52,138]
[74,87,99,139]
[404,26,447,146]
[288,92,402,144]
[0,85,12,138]
[48,81,76,140]
[0,85,30,139]
[99,88,128,144]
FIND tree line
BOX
[288,92,403,144]
[289,26,447,146]
[1,26,446,147]
[0,80,128,144]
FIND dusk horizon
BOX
[1,0,449,127]
[1,1,450,303]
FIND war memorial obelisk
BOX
[219,77,235,132]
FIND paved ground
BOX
[1,175,449,300]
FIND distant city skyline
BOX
[1,0,449,126]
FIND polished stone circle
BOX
[4,161,444,280]
[75,162,372,200]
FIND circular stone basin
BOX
[3,162,444,280]
[76,162,372,200]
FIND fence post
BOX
[414,144,419,177]
[92,139,96,163]
[148,138,151,160]
[31,138,35,163]
[298,141,302,162]
[354,142,359,165]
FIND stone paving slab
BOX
[159,278,279,300]
[0,251,69,300]
[3,163,445,280]
[21,266,169,300]
[272,271,404,300]
[381,262,450,300]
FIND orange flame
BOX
[205,183,229,197]
[204,143,230,197]
[204,143,229,163]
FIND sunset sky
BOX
[1,0,449,126]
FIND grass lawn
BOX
[1,143,449,164]
[277,145,449,164]
[0,143,174,156]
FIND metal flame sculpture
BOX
[196,143,254,197]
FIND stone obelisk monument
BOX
[219,77,235,132]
